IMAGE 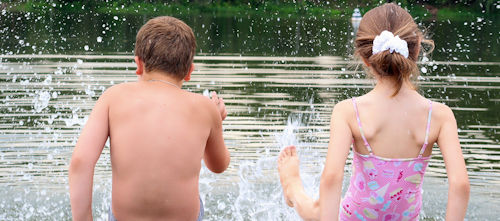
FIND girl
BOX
[278,3,470,221]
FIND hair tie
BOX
[372,30,409,58]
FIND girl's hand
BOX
[211,91,227,121]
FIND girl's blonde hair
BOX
[355,3,434,96]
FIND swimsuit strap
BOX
[418,99,433,158]
[352,97,373,155]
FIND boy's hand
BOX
[211,91,227,120]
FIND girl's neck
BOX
[371,77,415,98]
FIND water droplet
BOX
[217,201,226,210]
[203,89,210,97]
[421,67,427,73]
[33,91,51,112]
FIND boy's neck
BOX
[139,71,184,89]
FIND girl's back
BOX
[321,3,469,219]
[339,88,443,220]
[277,3,469,221]
[350,89,436,159]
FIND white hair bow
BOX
[372,30,409,58]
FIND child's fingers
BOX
[221,100,227,120]
[210,91,217,100]
[209,92,226,120]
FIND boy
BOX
[69,16,230,221]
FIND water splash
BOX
[33,90,51,113]
[274,115,301,149]
[198,113,323,220]
[0,51,498,219]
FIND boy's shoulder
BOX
[101,82,137,96]
[100,82,215,109]
[180,89,214,106]
[92,83,130,104]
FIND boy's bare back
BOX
[107,82,223,219]
[69,16,230,221]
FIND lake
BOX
[0,9,499,220]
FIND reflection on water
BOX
[1,11,499,60]
[0,54,499,220]
[0,5,499,220]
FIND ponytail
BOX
[354,3,434,96]
[368,50,417,96]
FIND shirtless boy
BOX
[69,16,230,221]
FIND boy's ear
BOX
[135,56,144,76]
[183,63,194,82]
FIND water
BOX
[1,9,499,221]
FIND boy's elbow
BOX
[207,153,230,174]
[210,165,227,174]
[213,154,231,174]
[211,167,226,174]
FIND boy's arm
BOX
[320,100,352,221]
[204,93,230,173]
[436,104,470,220]
[69,89,112,221]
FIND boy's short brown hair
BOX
[135,16,196,79]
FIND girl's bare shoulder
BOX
[432,101,455,118]
[334,98,354,109]
[331,98,355,118]
[431,101,457,131]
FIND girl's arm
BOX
[319,100,353,220]
[436,104,470,220]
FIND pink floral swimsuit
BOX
[339,98,433,221]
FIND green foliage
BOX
[6,0,498,19]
